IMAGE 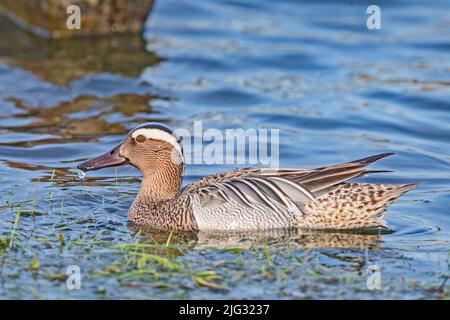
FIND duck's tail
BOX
[301,182,418,230]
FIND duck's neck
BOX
[136,160,184,203]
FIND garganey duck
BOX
[78,123,416,232]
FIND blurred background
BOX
[0,0,449,299]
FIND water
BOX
[0,0,449,299]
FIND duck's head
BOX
[78,122,184,176]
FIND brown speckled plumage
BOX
[301,182,416,229]
[78,123,417,232]
[129,193,197,231]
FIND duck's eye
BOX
[136,135,146,143]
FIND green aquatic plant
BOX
[9,208,22,248]
[28,256,40,271]
[193,271,226,290]
[0,237,8,254]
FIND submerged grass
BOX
[8,207,22,248]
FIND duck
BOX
[78,122,417,232]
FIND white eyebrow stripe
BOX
[131,128,182,155]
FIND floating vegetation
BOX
[194,271,226,291]
[28,256,40,271]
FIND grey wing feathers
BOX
[195,176,306,216]
[184,153,394,213]
[277,152,394,197]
